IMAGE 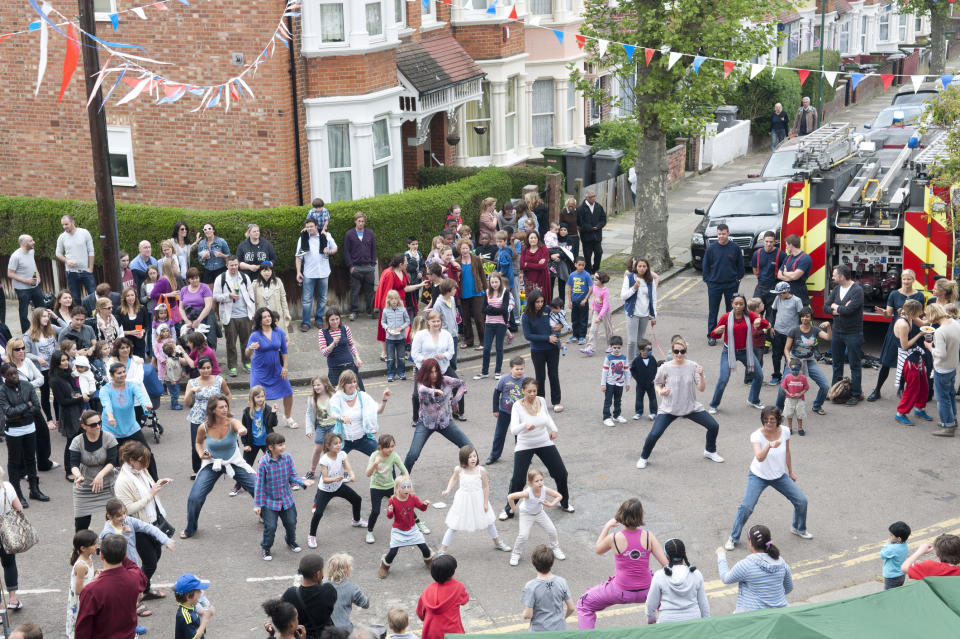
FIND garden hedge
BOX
[417,165,561,194]
[0,166,530,274]
[787,49,842,106]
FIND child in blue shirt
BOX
[566,259,594,344]
[486,357,526,465]
[880,521,911,589]
[600,336,629,426]
[174,573,214,639]
[306,198,330,237]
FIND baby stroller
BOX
[139,363,166,443]
[137,408,164,444]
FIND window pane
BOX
[465,83,491,157]
[366,3,383,36]
[395,0,404,24]
[505,77,516,114]
[109,153,129,178]
[320,4,345,42]
[533,115,554,147]
[328,124,351,168]
[330,171,352,201]
[372,120,390,161]
[471,0,485,8]
[619,74,634,114]
[93,0,113,12]
[531,0,552,14]
[423,0,431,15]
[374,165,389,196]
[532,79,554,114]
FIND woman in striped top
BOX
[716,524,793,612]
[475,272,514,380]
[318,308,365,391]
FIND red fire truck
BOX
[780,122,955,321]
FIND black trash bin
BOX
[714,105,739,133]
[592,149,625,182]
[562,145,593,191]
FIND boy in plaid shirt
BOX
[254,432,314,561]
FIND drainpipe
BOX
[287,13,305,207]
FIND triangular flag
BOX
[881,74,894,91]
[797,68,810,86]
[750,63,764,79]
[116,77,151,105]
[910,74,925,92]
[57,23,80,103]
[152,2,168,10]
[823,71,837,87]
[597,39,608,58]
[35,2,50,97]
[552,29,563,44]
[692,55,706,73]
[667,51,682,70]
[508,3,517,19]
[486,0,497,15]
[723,60,735,79]
[623,44,635,62]
[108,13,118,31]
[205,86,222,109]
[850,72,865,91]
[941,74,954,89]
[644,48,654,66]
[575,34,585,50]
[132,7,147,19]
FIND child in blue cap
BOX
[174,573,215,639]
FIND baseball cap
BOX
[174,573,210,595]
[770,282,791,294]
[261,260,273,268]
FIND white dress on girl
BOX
[66,555,95,639]
[444,466,495,531]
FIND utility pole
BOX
[77,0,122,290]
[816,0,826,127]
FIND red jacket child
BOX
[417,555,469,639]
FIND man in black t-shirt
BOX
[282,555,337,639]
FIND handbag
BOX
[153,506,175,538]
[0,488,39,554]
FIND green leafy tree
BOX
[895,0,952,75]
[572,0,791,270]
[924,86,960,206]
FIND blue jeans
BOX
[164,382,180,408]
[776,360,829,411]
[771,130,785,150]
[706,281,738,334]
[711,348,763,407]
[184,463,257,536]
[403,421,473,472]
[640,410,719,460]
[301,277,328,327]
[831,331,863,397]
[488,411,512,462]
[934,370,957,427]
[343,435,377,458]
[261,505,298,551]
[386,339,406,378]
[729,471,808,542]
[482,324,507,375]
[66,271,96,302]
[602,386,623,419]
[635,385,657,415]
[15,286,44,333]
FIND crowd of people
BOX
[1,191,958,638]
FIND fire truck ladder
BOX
[910,130,950,175]
[792,122,859,174]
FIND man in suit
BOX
[576,190,606,273]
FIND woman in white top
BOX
[636,335,723,470]
[23,308,60,427]
[170,221,195,276]
[620,258,659,362]
[499,377,571,520]
[724,406,811,550]
[328,369,391,459]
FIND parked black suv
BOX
[690,178,787,270]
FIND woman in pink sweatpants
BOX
[576,498,669,629]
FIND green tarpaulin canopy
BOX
[454,577,960,638]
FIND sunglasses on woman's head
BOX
[673,349,686,355]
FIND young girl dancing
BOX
[366,434,417,545]
[576,498,667,629]
[506,468,564,566]
[438,445,511,555]
[304,374,338,480]
[308,432,365,549]
[66,529,98,639]
[234,385,278,496]
[379,476,432,579]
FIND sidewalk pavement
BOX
[0,85,907,388]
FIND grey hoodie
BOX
[646,565,710,623]
[327,578,370,632]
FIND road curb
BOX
[225,264,692,390]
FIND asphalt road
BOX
[12,271,960,637]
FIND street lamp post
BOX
[816,0,826,127]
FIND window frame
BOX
[897,14,907,42]
[567,80,577,142]
[316,0,346,44]
[504,76,518,152]
[879,12,890,42]
[530,0,553,15]
[394,0,406,26]
[837,20,849,53]
[365,1,384,39]
[372,118,391,195]
[327,122,354,201]
[465,81,492,158]
[531,78,556,148]
[860,15,868,52]
[421,0,436,26]
[93,0,117,22]
[107,125,136,188]
[588,77,602,125]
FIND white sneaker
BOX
[498,511,509,521]
[615,416,627,423]
[416,520,431,534]
[703,450,725,463]
[707,406,718,415]
[747,401,765,410]
[633,413,642,420]
[603,418,615,427]
[552,547,566,560]
[307,536,317,549]
[509,555,520,566]
[636,457,648,469]
[791,527,814,539]
[352,518,368,527]
[472,373,488,380]
[365,531,375,544]
[494,539,512,552]
[553,404,564,413]
[724,539,736,551]
[648,414,655,422]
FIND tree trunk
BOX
[631,124,672,272]
[930,10,947,76]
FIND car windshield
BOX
[870,105,925,129]
[891,92,934,105]
[761,150,798,177]
[708,188,780,217]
